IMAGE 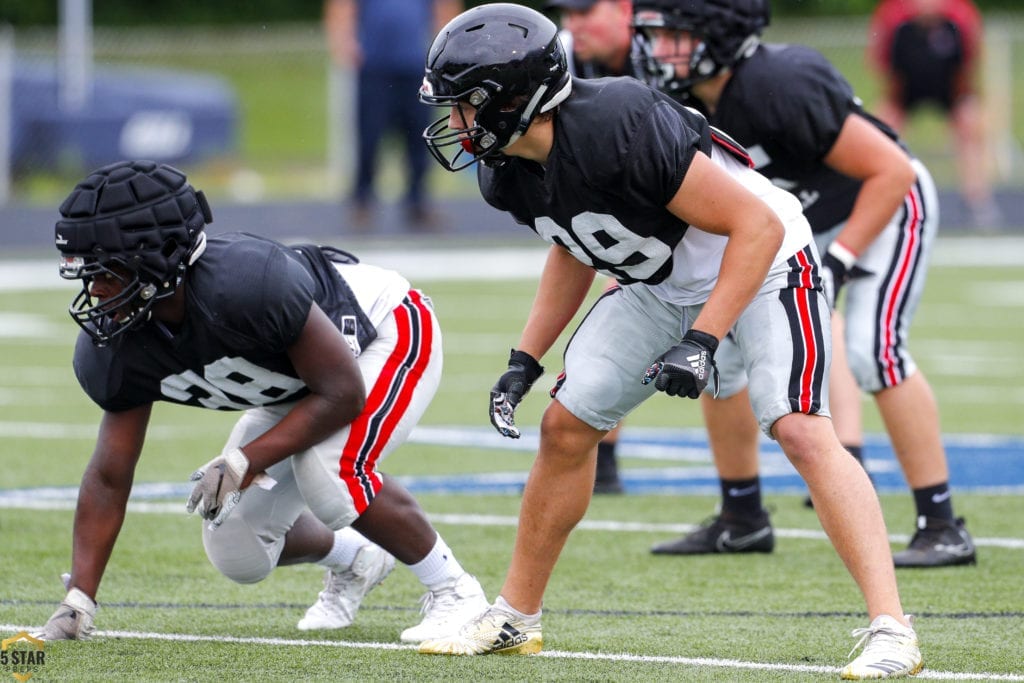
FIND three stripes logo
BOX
[490,622,530,651]
[686,350,708,381]
[866,659,912,675]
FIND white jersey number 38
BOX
[160,356,306,410]
[535,212,672,281]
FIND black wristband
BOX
[508,348,545,381]
[682,329,719,354]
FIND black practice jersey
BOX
[73,233,369,413]
[713,44,905,233]
[480,77,748,285]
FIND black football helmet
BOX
[419,3,572,171]
[56,160,211,346]
[633,0,770,96]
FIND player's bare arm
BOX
[665,151,783,340]
[823,114,916,255]
[70,403,152,599]
[517,246,597,360]
[230,302,366,483]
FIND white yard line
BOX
[0,623,1020,680]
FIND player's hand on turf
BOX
[489,349,544,439]
[34,587,96,641]
[642,329,720,399]
[820,242,872,308]
[186,447,250,528]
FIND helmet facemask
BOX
[60,232,207,347]
[634,9,706,97]
[421,80,507,171]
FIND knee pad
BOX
[202,515,277,584]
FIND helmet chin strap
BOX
[500,76,573,151]
[187,231,208,266]
[735,34,761,61]
[503,83,550,150]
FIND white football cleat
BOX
[297,544,395,630]
[417,600,542,655]
[840,615,923,679]
[399,572,489,643]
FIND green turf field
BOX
[1,248,1022,680]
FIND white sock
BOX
[495,595,541,623]
[317,527,366,570]
[407,535,465,590]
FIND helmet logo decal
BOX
[59,255,85,278]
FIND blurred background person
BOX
[867,0,1002,230]
[546,0,641,494]
[324,0,462,232]
[547,0,637,78]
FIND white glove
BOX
[186,448,250,528]
[33,587,96,641]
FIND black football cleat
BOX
[651,509,774,555]
[893,516,977,568]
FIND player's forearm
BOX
[68,471,132,600]
[241,390,363,477]
[839,166,915,256]
[694,212,782,340]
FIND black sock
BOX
[596,441,618,480]
[844,444,874,487]
[913,482,954,521]
[720,477,762,517]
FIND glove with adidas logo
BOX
[34,587,96,641]
[642,329,720,399]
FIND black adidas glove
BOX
[642,329,720,399]
[489,349,544,439]
[820,242,873,308]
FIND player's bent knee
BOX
[202,518,277,584]
[772,413,839,469]
[540,401,604,459]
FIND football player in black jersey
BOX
[415,3,920,675]
[36,160,488,643]
[633,0,976,582]
[546,0,644,494]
